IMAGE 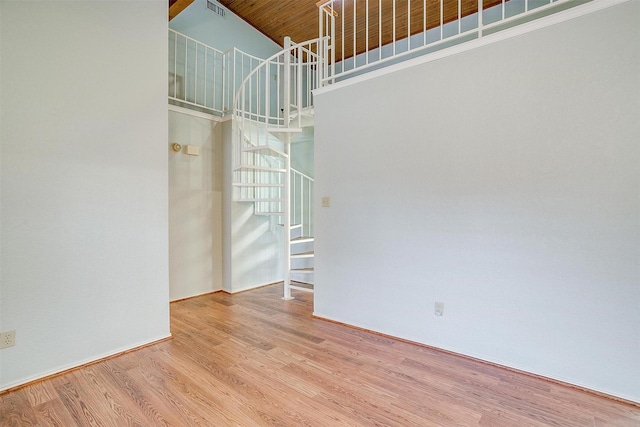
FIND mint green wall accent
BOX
[291,128,315,178]
[170,0,280,58]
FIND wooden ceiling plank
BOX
[169,0,195,21]
[217,0,506,58]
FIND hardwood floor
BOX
[2,284,639,426]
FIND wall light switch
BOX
[435,302,444,317]
[185,145,200,156]
[322,196,330,207]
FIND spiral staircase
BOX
[232,37,326,299]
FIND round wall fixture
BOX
[171,143,182,152]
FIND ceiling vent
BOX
[206,1,226,17]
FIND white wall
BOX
[314,1,640,402]
[170,0,281,57]
[0,1,170,390]
[169,110,223,300]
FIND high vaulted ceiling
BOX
[171,0,502,59]
[217,0,322,47]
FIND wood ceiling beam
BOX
[169,0,195,21]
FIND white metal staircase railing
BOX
[289,168,314,291]
[291,168,314,239]
[317,0,584,84]
[233,37,325,299]
[232,37,325,130]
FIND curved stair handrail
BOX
[232,36,327,175]
[233,36,327,130]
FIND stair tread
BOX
[291,280,313,286]
[291,236,314,242]
[233,183,284,187]
[290,267,314,272]
[288,283,314,293]
[237,198,283,202]
[235,165,286,172]
[291,251,314,258]
[242,145,288,158]
[266,127,303,133]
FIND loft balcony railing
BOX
[317,0,586,84]
[168,29,265,116]
[171,1,584,114]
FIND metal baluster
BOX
[393,0,396,55]
[478,0,483,37]
[423,0,427,46]
[353,0,356,70]
[366,0,369,64]
[408,0,411,50]
[379,0,382,60]
[440,0,444,41]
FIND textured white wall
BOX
[0,1,170,389]
[314,1,639,402]
[169,111,223,301]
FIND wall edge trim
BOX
[0,335,173,394]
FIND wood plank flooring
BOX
[2,284,639,426]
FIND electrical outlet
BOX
[0,330,15,349]
[435,302,444,317]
